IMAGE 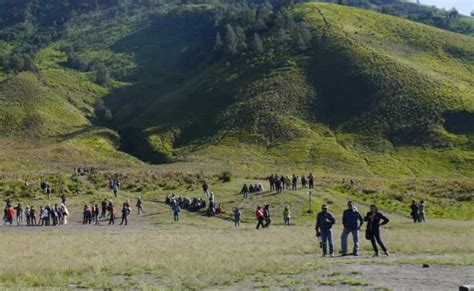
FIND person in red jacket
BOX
[256,206,265,230]
[5,205,15,225]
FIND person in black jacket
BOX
[365,205,390,257]
[316,204,336,257]
[410,200,419,223]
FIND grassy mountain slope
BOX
[0,1,472,177]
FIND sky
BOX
[417,0,473,15]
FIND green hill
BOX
[0,0,472,177]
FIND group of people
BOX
[410,200,426,223]
[3,200,70,226]
[240,183,264,199]
[74,167,96,176]
[315,201,390,257]
[90,198,143,226]
[268,173,315,193]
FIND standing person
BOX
[255,206,265,230]
[291,175,297,190]
[241,184,249,200]
[61,194,67,205]
[25,206,31,226]
[301,175,307,188]
[269,174,275,192]
[316,204,336,257]
[263,204,271,227]
[15,203,23,225]
[202,183,210,197]
[101,199,107,218]
[83,205,92,225]
[113,183,119,198]
[233,208,241,228]
[308,172,314,189]
[5,205,15,225]
[283,205,291,226]
[30,206,37,225]
[341,201,364,256]
[136,197,145,215]
[418,200,426,223]
[364,205,390,257]
[107,201,115,225]
[60,204,69,225]
[410,200,419,223]
[94,204,100,225]
[172,202,181,222]
[119,202,130,225]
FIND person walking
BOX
[119,202,130,225]
[107,201,115,225]
[172,202,181,222]
[256,206,265,229]
[418,200,425,223]
[341,201,364,256]
[136,197,145,215]
[316,204,336,257]
[364,205,390,257]
[233,208,241,228]
[283,205,291,226]
[410,200,419,223]
[263,204,271,227]
[308,173,314,189]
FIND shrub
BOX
[218,171,232,183]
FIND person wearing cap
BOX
[341,201,364,256]
[316,204,336,257]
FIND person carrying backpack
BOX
[119,202,131,225]
[364,205,390,257]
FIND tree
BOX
[470,10,474,17]
[9,55,24,73]
[213,32,223,52]
[95,64,112,87]
[235,26,248,51]
[448,8,459,19]
[251,33,264,54]
[224,24,238,56]
[2,57,10,76]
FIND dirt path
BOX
[337,263,474,290]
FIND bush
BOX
[218,171,232,183]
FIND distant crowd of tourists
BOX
[268,173,315,193]
[3,199,70,226]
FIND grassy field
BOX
[0,171,473,289]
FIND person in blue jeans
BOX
[341,201,364,256]
[172,202,181,222]
[316,204,336,257]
